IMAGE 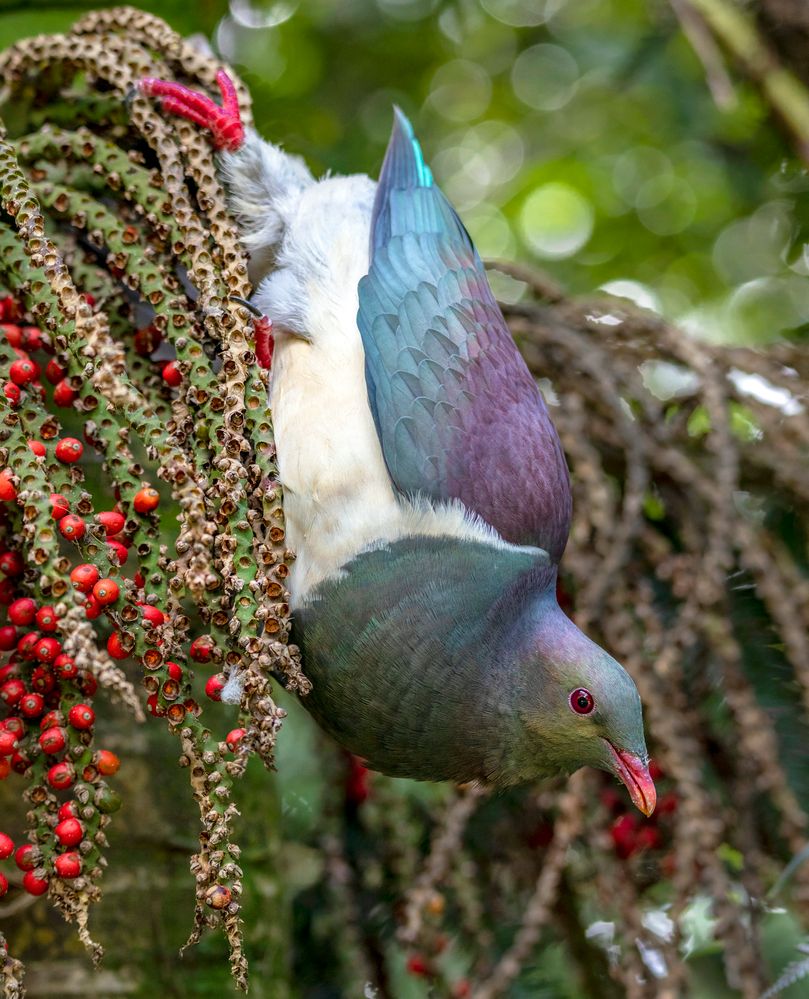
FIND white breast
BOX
[252,170,504,605]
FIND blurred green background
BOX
[1,1,808,997]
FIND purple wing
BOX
[357,111,571,561]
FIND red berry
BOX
[0,581,14,605]
[53,379,77,407]
[83,293,96,307]
[15,844,37,870]
[96,750,120,776]
[54,851,81,879]
[19,692,44,718]
[54,818,83,847]
[133,486,160,513]
[39,726,67,755]
[84,595,103,620]
[76,669,98,697]
[35,636,61,663]
[0,758,10,779]
[54,654,78,679]
[0,730,18,755]
[50,493,70,519]
[21,326,44,352]
[146,692,165,717]
[190,636,214,663]
[35,606,58,632]
[17,631,39,659]
[8,597,36,625]
[611,814,639,860]
[3,382,20,406]
[96,510,125,536]
[11,750,30,774]
[107,631,128,660]
[0,832,13,859]
[0,551,23,576]
[0,299,20,321]
[47,761,75,790]
[226,728,246,751]
[0,872,7,897]
[58,801,79,822]
[22,870,49,895]
[39,710,61,730]
[658,792,678,815]
[205,674,225,701]
[0,678,25,706]
[0,663,19,684]
[68,703,95,730]
[134,570,145,588]
[30,666,55,694]
[406,955,431,977]
[1,716,23,737]
[636,826,662,852]
[70,563,99,593]
[59,514,86,540]
[92,578,119,605]
[1,323,21,347]
[107,540,129,565]
[0,625,16,651]
[133,323,162,356]
[9,357,39,385]
[161,360,182,387]
[141,604,165,626]
[166,661,183,680]
[0,471,17,503]
[27,439,46,457]
[44,358,66,384]
[54,438,83,463]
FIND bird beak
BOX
[605,742,656,816]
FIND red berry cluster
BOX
[0,310,76,416]
[604,760,678,866]
[0,612,123,893]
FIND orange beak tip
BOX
[606,743,657,817]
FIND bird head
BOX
[510,592,656,816]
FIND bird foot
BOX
[253,315,274,370]
[138,69,245,151]
[230,297,274,370]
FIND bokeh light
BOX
[520,182,594,259]
[511,43,580,111]
[428,58,492,122]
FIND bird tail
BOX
[370,108,476,261]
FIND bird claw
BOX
[230,297,274,370]
[137,69,245,151]
[252,315,274,370]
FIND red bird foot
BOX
[230,297,274,370]
[138,69,244,151]
[253,315,274,371]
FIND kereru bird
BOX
[138,71,655,815]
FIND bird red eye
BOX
[569,688,594,714]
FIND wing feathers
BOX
[357,111,572,561]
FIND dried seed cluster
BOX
[0,8,296,992]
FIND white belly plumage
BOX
[231,140,503,606]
